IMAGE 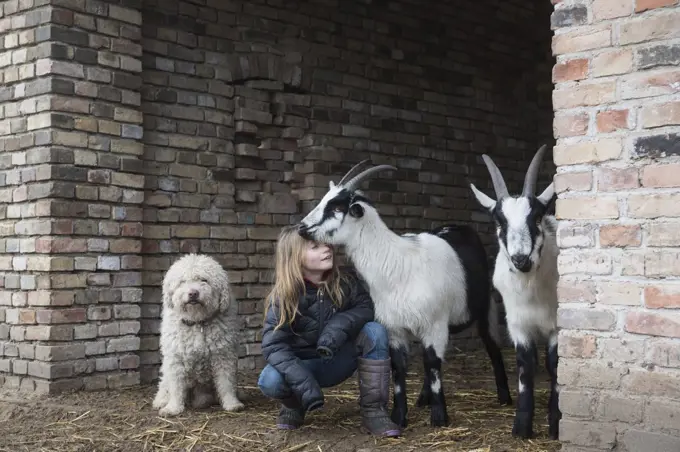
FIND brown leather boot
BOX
[357,357,401,437]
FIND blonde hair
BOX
[264,225,345,330]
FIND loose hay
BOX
[0,348,560,452]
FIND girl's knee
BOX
[361,321,390,347]
[257,365,287,399]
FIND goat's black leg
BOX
[546,334,561,440]
[423,345,449,427]
[416,344,432,407]
[477,318,512,406]
[389,345,409,428]
[512,341,536,439]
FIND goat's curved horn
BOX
[481,154,509,200]
[522,144,548,197]
[344,165,398,191]
[337,159,371,186]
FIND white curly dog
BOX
[153,253,244,416]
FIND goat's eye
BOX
[333,205,344,212]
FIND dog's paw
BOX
[152,393,168,410]
[159,403,184,417]
[221,398,245,412]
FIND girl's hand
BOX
[316,345,334,361]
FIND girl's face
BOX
[302,241,334,274]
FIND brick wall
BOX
[1,0,554,392]
[553,0,680,450]
[0,0,144,393]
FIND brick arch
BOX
[226,54,306,90]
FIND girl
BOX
[258,225,401,437]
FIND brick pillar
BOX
[553,1,680,450]
[0,0,144,394]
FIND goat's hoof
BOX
[497,388,512,406]
[390,408,408,429]
[511,413,534,439]
[430,405,449,427]
[548,412,561,440]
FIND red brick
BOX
[35,238,88,254]
[596,109,630,133]
[110,239,141,253]
[620,11,680,44]
[553,81,617,109]
[641,101,680,129]
[598,167,639,191]
[625,311,680,338]
[636,0,678,12]
[553,58,589,82]
[599,224,641,247]
[121,223,143,237]
[554,112,589,137]
[593,0,634,20]
[641,163,680,188]
[645,285,680,309]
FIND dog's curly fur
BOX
[153,254,244,416]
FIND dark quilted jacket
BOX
[261,269,374,412]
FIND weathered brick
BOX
[625,311,680,338]
[559,278,596,303]
[553,81,617,109]
[555,171,593,193]
[552,6,588,28]
[598,167,639,191]
[641,101,680,129]
[628,193,680,218]
[559,419,616,449]
[558,307,617,331]
[638,44,680,70]
[554,112,589,137]
[553,139,622,165]
[591,49,634,77]
[620,11,680,44]
[559,332,597,358]
[636,0,679,12]
[593,0,634,20]
[645,339,680,368]
[552,25,611,55]
[596,394,643,423]
[556,196,619,220]
[646,222,680,247]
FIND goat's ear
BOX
[329,180,335,189]
[349,203,364,218]
[470,183,496,211]
[537,182,555,207]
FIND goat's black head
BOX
[470,145,556,273]
[298,160,397,245]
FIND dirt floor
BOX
[0,348,561,452]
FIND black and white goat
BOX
[469,145,560,440]
[297,161,512,429]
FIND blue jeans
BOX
[258,321,390,400]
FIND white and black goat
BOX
[469,145,560,440]
[297,161,512,429]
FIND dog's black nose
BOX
[188,289,199,301]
